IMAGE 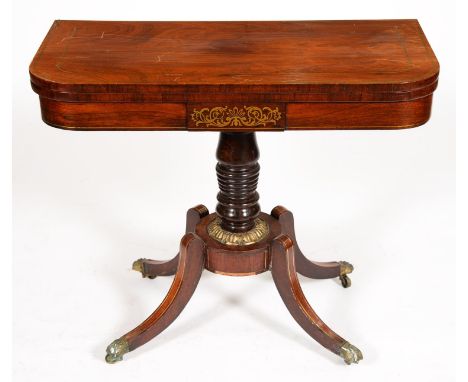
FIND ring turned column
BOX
[215,132,261,233]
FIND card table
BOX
[30,20,439,364]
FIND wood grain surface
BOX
[30,20,439,131]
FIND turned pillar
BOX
[215,132,261,233]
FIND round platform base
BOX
[195,212,281,276]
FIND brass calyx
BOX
[105,338,129,364]
[339,342,363,365]
[207,217,269,246]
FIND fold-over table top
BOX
[30,20,439,131]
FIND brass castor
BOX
[338,261,354,288]
[339,274,351,288]
[339,342,363,364]
[105,338,129,364]
[132,258,156,279]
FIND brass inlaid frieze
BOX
[207,217,269,245]
[191,106,282,128]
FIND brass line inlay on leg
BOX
[207,217,269,245]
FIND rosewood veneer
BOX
[29,19,439,365]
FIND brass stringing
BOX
[191,106,282,128]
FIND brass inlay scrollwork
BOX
[191,106,282,128]
[207,217,269,245]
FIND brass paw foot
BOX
[339,342,363,365]
[105,338,129,364]
[339,261,354,288]
[132,258,156,279]
[132,258,144,274]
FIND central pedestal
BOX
[105,132,362,365]
[215,132,261,233]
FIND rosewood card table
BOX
[29,20,439,365]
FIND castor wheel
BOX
[132,259,156,279]
[338,261,353,288]
[339,274,351,288]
